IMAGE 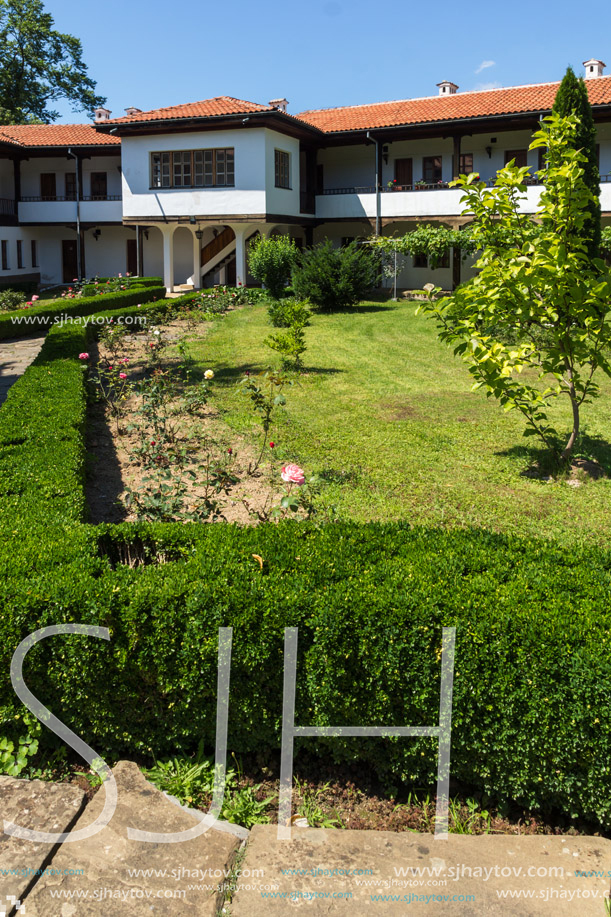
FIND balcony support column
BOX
[234,226,248,286]
[192,229,201,289]
[452,135,462,180]
[161,225,174,292]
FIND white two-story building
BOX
[1,58,610,291]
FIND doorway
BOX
[62,240,78,283]
[127,239,137,276]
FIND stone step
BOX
[0,775,85,911]
[21,761,240,915]
[230,825,611,916]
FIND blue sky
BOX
[46,0,608,122]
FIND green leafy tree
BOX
[0,0,105,123]
[552,66,601,258]
[418,115,611,464]
[292,240,379,311]
[247,235,298,299]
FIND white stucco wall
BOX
[0,226,38,279]
[264,129,301,216]
[120,128,269,219]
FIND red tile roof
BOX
[0,124,120,147]
[105,96,276,124]
[296,76,611,133]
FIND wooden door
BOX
[40,173,56,200]
[504,149,528,168]
[91,172,108,199]
[127,239,137,275]
[62,240,78,283]
[394,158,413,187]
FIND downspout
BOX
[67,147,81,281]
[366,131,381,236]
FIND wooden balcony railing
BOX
[19,195,122,202]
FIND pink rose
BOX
[281,464,306,486]
[31,295,39,301]
[78,353,89,360]
[119,372,127,379]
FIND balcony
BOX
[18,195,123,224]
[316,174,611,222]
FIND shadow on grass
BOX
[497,433,611,477]
[345,303,399,315]
[211,362,343,384]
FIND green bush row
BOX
[81,277,163,295]
[0,284,166,341]
[2,309,611,828]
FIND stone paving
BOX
[1,765,610,915]
[0,335,46,405]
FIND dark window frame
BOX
[65,172,77,200]
[274,149,291,189]
[459,153,474,174]
[16,239,23,269]
[150,149,235,189]
[422,156,443,183]
[1,240,8,270]
[413,252,428,268]
[31,240,38,268]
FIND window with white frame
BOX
[275,149,290,189]
[151,149,235,188]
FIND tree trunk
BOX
[561,393,580,462]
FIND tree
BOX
[0,0,105,123]
[552,66,601,258]
[247,234,298,299]
[418,115,611,465]
[292,240,379,311]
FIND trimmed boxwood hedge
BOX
[1,322,611,827]
[81,277,163,296]
[0,284,166,341]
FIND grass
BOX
[185,298,611,544]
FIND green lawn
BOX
[190,299,611,543]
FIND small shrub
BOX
[0,289,27,311]
[248,235,298,299]
[265,300,310,371]
[292,240,379,311]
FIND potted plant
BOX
[387,178,399,190]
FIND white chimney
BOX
[436,81,458,96]
[583,59,606,79]
[269,98,289,112]
[124,106,142,116]
[94,107,111,122]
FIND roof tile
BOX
[105,96,275,124]
[296,77,611,132]
[0,124,120,147]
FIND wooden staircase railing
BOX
[200,227,235,268]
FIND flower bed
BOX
[0,282,166,341]
[2,304,611,830]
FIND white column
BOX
[234,226,247,286]
[192,230,200,289]
[161,226,174,292]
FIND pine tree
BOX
[552,66,601,258]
